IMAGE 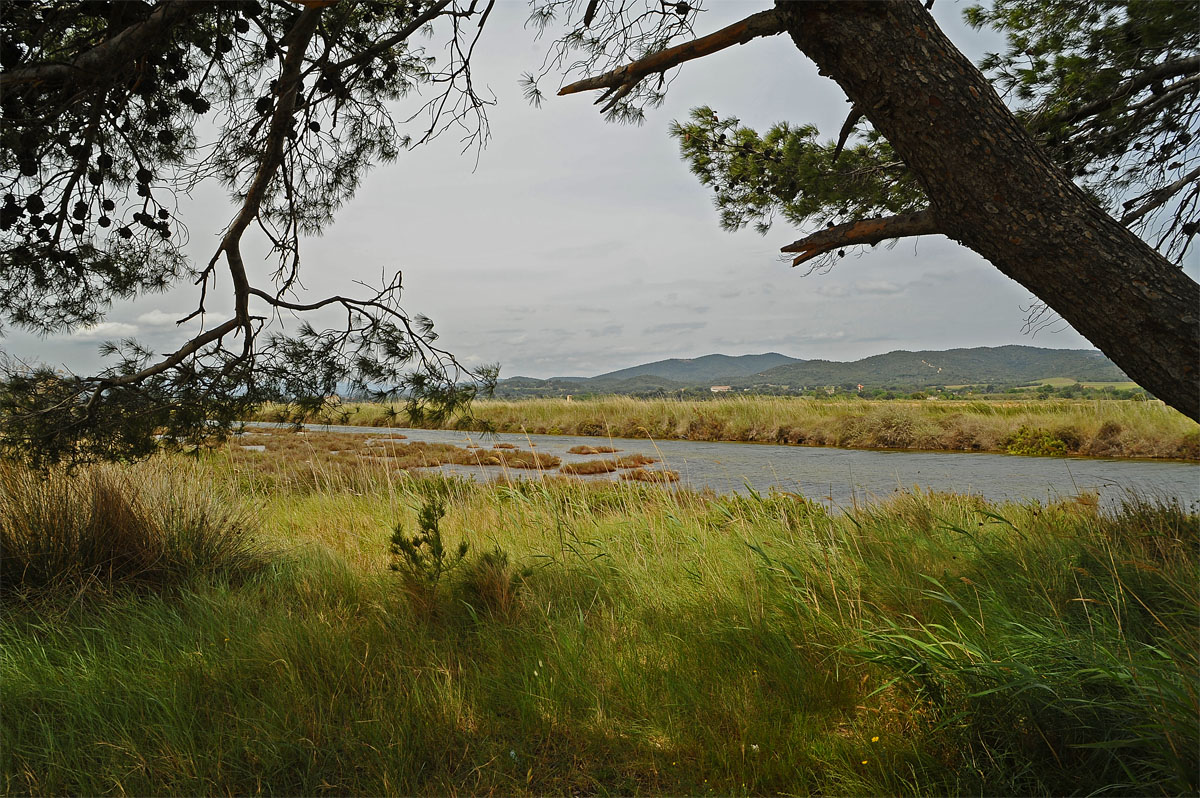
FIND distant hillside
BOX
[593,353,800,383]
[746,346,1125,388]
[492,346,1129,398]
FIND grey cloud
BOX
[136,309,185,327]
[854,281,905,295]
[642,321,708,335]
[71,322,138,340]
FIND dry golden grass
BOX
[220,428,671,494]
[560,459,619,475]
[484,449,562,470]
[620,467,680,483]
[614,453,657,468]
[270,396,1199,460]
[567,445,620,455]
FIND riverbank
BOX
[251,396,1200,460]
[3,455,1196,795]
[226,424,1200,508]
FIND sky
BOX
[5,1,1197,380]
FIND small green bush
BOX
[1005,425,1069,456]
[389,493,468,612]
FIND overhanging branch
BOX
[328,0,452,72]
[781,210,940,267]
[557,8,785,112]
[1121,164,1200,226]
[1032,55,1200,131]
[0,1,214,92]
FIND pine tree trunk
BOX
[776,0,1200,420]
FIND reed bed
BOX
[254,396,1200,460]
[2,449,1195,796]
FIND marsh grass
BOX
[620,467,681,483]
[614,453,657,467]
[568,445,620,455]
[0,460,266,596]
[560,458,619,475]
[2,452,1196,796]
[261,396,1200,460]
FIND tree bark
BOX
[775,1,1199,420]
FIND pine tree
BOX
[554,0,1200,419]
[0,0,497,465]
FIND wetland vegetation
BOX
[253,396,1200,461]
[2,445,1196,796]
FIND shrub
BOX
[1052,424,1084,452]
[389,494,468,612]
[0,462,264,596]
[1005,426,1069,456]
[1175,430,1200,460]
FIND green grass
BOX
[256,396,1200,460]
[2,454,1196,795]
[1029,378,1141,389]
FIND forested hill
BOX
[592,353,800,383]
[497,346,1129,397]
[749,346,1126,388]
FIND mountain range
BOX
[496,346,1128,397]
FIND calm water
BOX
[269,422,1200,510]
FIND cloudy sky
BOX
[6,1,1196,379]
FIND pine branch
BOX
[781,210,939,267]
[831,104,865,164]
[1121,164,1200,226]
[327,1,453,72]
[214,6,323,324]
[1032,55,1200,132]
[557,8,785,113]
[0,1,216,92]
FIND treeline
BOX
[536,383,1152,402]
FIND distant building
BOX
[710,385,732,393]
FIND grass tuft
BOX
[560,459,619,475]
[0,460,266,596]
[568,445,620,455]
[620,467,680,483]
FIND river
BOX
[274,422,1200,510]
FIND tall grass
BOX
[257,396,1200,460]
[0,460,266,595]
[2,452,1195,795]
